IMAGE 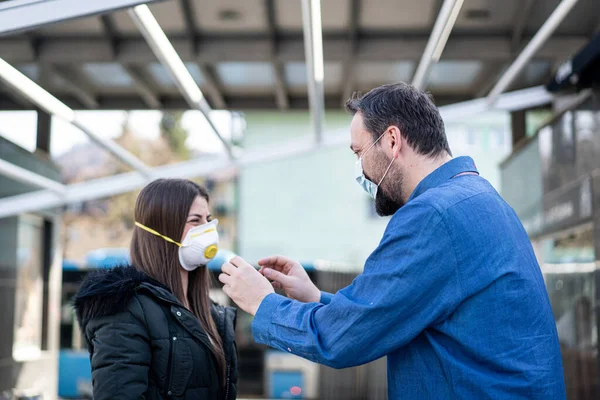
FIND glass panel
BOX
[428,61,482,88]
[216,62,274,87]
[284,62,307,87]
[355,62,414,85]
[148,62,204,87]
[148,63,175,87]
[13,214,44,361]
[82,63,132,87]
[284,62,343,88]
[538,226,598,400]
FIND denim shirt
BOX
[252,156,566,399]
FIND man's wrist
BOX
[252,289,275,315]
[309,286,321,303]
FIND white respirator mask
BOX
[135,219,219,271]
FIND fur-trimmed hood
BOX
[73,265,239,400]
[73,265,171,330]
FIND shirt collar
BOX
[407,156,479,202]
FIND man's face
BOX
[350,113,405,216]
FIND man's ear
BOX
[387,126,402,159]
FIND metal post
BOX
[412,0,462,89]
[0,57,151,176]
[36,109,51,154]
[0,158,66,194]
[70,120,152,176]
[487,0,580,105]
[128,5,234,158]
[301,0,325,143]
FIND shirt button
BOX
[173,337,177,341]
[176,311,182,317]
[167,391,172,395]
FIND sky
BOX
[0,109,234,157]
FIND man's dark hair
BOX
[345,82,452,157]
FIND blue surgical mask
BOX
[355,132,395,199]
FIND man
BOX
[220,83,566,399]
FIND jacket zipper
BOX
[220,308,231,400]
[141,285,231,398]
[224,364,231,400]
[165,326,176,396]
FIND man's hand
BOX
[219,256,274,316]
[258,255,321,303]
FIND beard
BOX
[375,185,405,216]
[374,167,405,216]
[363,148,406,217]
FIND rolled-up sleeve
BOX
[320,291,334,305]
[252,201,461,369]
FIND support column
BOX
[510,109,526,147]
[36,110,51,154]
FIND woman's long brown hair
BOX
[130,178,226,384]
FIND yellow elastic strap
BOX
[135,221,182,247]
[190,228,216,238]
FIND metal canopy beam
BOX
[487,0,580,105]
[272,63,290,110]
[100,14,121,56]
[341,0,360,106]
[197,63,227,109]
[123,65,162,109]
[51,65,99,109]
[0,85,553,219]
[0,0,165,36]
[442,85,553,122]
[179,0,200,52]
[129,5,233,158]
[0,57,151,175]
[511,0,537,52]
[0,131,350,219]
[412,0,464,89]
[301,0,325,143]
[0,35,585,64]
[266,0,290,110]
[0,158,66,194]
[0,92,477,111]
[99,11,163,109]
[474,63,507,98]
[1,86,32,109]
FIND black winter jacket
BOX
[74,266,238,400]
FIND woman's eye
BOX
[188,219,200,224]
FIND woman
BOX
[74,179,238,400]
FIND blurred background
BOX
[0,0,598,399]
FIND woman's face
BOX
[181,196,211,242]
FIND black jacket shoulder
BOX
[73,265,238,400]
